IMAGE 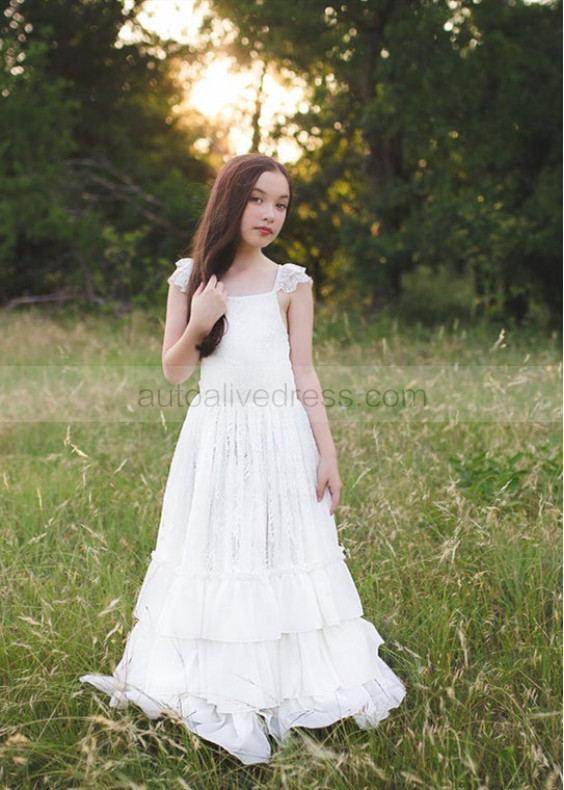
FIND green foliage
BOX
[208,0,562,323]
[1,0,561,325]
[0,33,77,296]
[450,443,563,509]
[0,0,211,309]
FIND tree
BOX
[204,0,562,321]
[0,0,211,308]
[203,0,464,307]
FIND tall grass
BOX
[0,307,561,789]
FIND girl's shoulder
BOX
[277,262,313,294]
[167,257,193,293]
[167,259,312,295]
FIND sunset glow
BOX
[130,0,306,162]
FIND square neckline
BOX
[224,265,281,299]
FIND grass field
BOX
[0,306,562,789]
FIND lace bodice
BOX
[167,258,313,405]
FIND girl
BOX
[80,153,405,765]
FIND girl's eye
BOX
[250,196,286,209]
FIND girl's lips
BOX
[257,227,273,236]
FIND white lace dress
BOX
[80,258,406,764]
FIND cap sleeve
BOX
[276,263,313,294]
[167,257,194,293]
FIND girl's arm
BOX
[161,285,207,386]
[288,280,342,514]
[162,275,227,386]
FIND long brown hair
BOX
[182,154,292,358]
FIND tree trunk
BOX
[249,61,267,153]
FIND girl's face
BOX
[238,170,290,251]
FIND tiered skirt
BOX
[81,398,405,763]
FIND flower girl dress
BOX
[80,258,405,764]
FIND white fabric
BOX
[80,258,406,764]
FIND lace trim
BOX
[277,264,313,294]
[167,257,193,293]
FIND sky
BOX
[129,0,306,162]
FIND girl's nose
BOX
[262,203,275,220]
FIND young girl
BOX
[81,153,405,764]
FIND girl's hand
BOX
[189,274,227,335]
[316,455,342,516]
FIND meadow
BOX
[0,306,562,789]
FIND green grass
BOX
[0,306,562,789]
